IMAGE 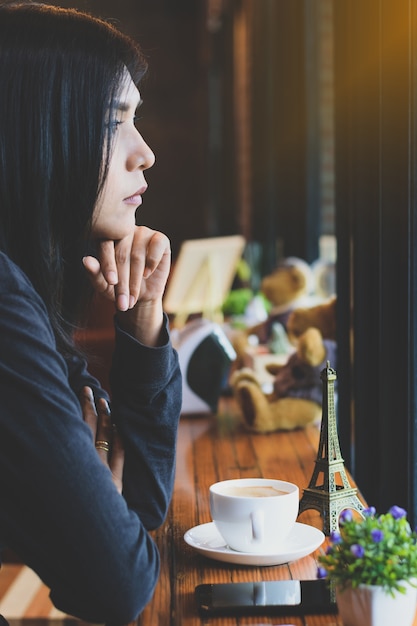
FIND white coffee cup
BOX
[209,478,299,553]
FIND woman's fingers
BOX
[126,227,171,304]
[80,386,98,440]
[84,240,118,287]
[79,390,124,493]
[80,387,111,458]
[83,226,171,311]
[94,397,113,462]
[112,233,138,311]
[82,254,116,300]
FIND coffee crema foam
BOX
[221,485,287,498]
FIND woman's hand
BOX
[83,225,171,313]
[80,387,124,494]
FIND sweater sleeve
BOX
[0,271,182,624]
[109,317,182,528]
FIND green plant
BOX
[221,288,254,316]
[317,506,417,595]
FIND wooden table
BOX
[139,399,343,626]
[1,397,416,625]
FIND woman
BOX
[0,3,182,624]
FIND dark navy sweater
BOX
[0,252,182,624]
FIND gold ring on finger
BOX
[95,440,110,453]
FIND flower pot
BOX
[336,581,417,626]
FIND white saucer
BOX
[183,521,324,567]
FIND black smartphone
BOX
[195,579,337,616]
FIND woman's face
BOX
[92,74,155,240]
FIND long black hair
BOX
[0,2,148,354]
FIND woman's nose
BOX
[128,134,155,171]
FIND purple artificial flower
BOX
[389,505,407,520]
[317,566,328,579]
[371,528,384,543]
[339,509,353,524]
[350,544,365,558]
[330,531,342,544]
[363,506,376,517]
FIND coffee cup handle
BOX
[250,510,264,542]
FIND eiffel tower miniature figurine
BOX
[298,361,365,535]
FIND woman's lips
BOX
[124,193,142,205]
[124,185,147,205]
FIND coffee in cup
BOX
[209,478,299,553]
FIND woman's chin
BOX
[91,223,136,242]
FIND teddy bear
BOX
[231,257,316,368]
[230,327,337,433]
[286,295,336,343]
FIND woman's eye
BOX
[110,116,141,129]
[106,119,123,133]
